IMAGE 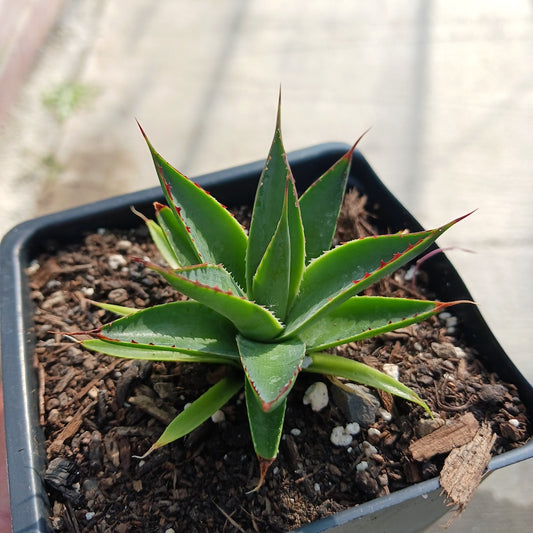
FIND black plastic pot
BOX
[1,144,532,532]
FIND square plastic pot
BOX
[1,144,532,533]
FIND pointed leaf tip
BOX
[346,127,371,158]
[247,457,275,493]
[136,119,148,140]
[435,300,476,311]
[452,209,477,225]
[276,88,282,130]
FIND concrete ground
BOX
[1,1,532,531]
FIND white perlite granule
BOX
[330,423,360,447]
[303,382,329,412]
[330,426,353,447]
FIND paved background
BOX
[1,1,532,531]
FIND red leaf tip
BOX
[345,127,372,159]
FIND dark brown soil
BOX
[28,191,531,532]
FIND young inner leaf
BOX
[252,184,294,319]
[246,98,292,295]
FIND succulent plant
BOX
[78,97,469,488]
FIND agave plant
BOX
[78,99,469,487]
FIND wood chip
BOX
[63,358,121,408]
[440,422,496,511]
[409,413,479,461]
[53,368,76,394]
[376,389,394,413]
[128,394,175,425]
[48,400,97,454]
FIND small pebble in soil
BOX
[362,440,378,457]
[314,483,321,493]
[445,316,458,328]
[356,461,369,472]
[85,512,95,521]
[108,253,127,270]
[116,239,133,251]
[303,381,329,411]
[331,383,381,425]
[211,410,225,423]
[47,398,60,410]
[48,408,60,424]
[416,417,445,437]
[367,427,381,443]
[477,383,508,405]
[81,286,94,296]
[108,288,128,303]
[82,355,97,371]
[25,259,40,274]
[378,473,389,486]
[88,386,99,400]
[290,428,302,436]
[509,418,520,427]
[46,279,61,291]
[431,342,458,359]
[378,407,392,422]
[455,346,467,358]
[382,363,400,381]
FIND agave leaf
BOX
[132,206,182,269]
[83,301,239,360]
[299,141,360,263]
[285,174,306,310]
[252,176,304,319]
[299,297,466,351]
[83,339,239,365]
[246,96,296,295]
[237,335,305,412]
[304,352,432,415]
[282,214,470,338]
[145,372,243,454]
[154,202,202,267]
[159,263,245,296]
[145,262,283,341]
[87,300,139,317]
[245,378,287,461]
[139,124,248,287]
[252,190,291,319]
